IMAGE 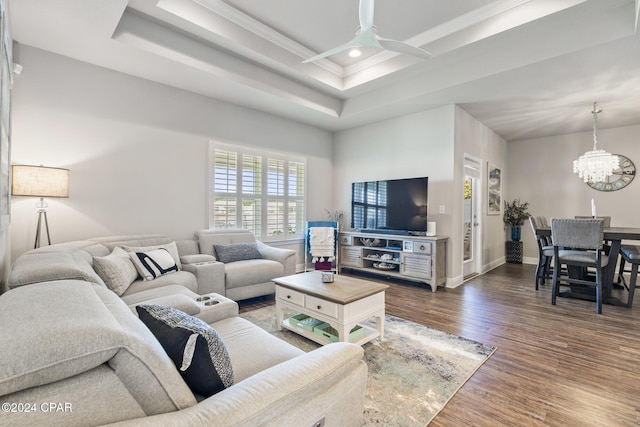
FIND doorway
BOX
[463,155,482,279]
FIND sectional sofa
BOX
[7,229,297,301]
[0,232,368,426]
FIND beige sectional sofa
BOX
[8,230,296,301]
[0,232,368,426]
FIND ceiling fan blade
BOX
[359,0,375,31]
[302,39,361,63]
[377,38,432,59]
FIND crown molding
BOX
[191,0,344,76]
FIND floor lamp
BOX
[11,165,70,249]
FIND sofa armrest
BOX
[105,342,367,427]
[256,241,296,276]
[181,258,225,296]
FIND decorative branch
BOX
[503,199,530,226]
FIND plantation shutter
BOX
[211,143,306,239]
[213,149,238,229]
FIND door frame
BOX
[463,154,483,278]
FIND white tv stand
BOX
[338,231,447,292]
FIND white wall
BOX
[454,107,508,273]
[10,46,334,261]
[507,123,640,262]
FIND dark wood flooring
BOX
[239,264,640,426]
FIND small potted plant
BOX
[503,199,530,242]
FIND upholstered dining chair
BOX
[529,216,554,289]
[537,216,552,246]
[617,245,640,307]
[575,216,611,227]
[551,218,608,314]
[576,216,613,256]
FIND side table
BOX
[506,241,523,264]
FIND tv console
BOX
[338,231,447,292]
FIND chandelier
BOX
[573,102,619,183]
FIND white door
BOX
[463,156,482,278]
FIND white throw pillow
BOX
[129,248,179,281]
[93,247,138,296]
[122,241,182,269]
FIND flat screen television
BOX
[351,177,428,235]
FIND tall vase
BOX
[511,226,521,242]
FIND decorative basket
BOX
[313,323,364,342]
[289,314,323,332]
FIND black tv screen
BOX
[351,177,428,234]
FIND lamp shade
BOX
[11,165,70,198]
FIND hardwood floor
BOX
[239,264,640,426]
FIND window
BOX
[211,143,305,239]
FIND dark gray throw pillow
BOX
[136,304,234,397]
[213,242,263,263]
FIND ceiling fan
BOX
[302,0,432,63]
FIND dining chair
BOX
[551,218,608,314]
[617,245,640,307]
[529,216,553,289]
[575,216,611,227]
[537,216,552,246]
[575,216,612,257]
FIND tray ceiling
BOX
[8,0,640,140]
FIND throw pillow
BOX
[93,247,138,296]
[129,249,179,281]
[136,304,234,397]
[213,242,263,264]
[122,241,182,269]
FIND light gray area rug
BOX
[241,307,496,426]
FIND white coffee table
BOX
[274,271,389,346]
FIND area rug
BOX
[241,307,496,426]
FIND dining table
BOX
[536,226,640,305]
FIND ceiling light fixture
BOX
[348,48,362,58]
[573,102,619,183]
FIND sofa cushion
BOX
[93,247,138,295]
[213,242,263,264]
[8,251,105,288]
[122,241,182,269]
[121,271,198,296]
[129,249,179,281]
[224,259,285,289]
[136,305,234,397]
[120,284,201,306]
[211,316,304,382]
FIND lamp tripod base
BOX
[34,209,51,249]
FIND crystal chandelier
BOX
[573,102,619,183]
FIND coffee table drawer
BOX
[277,287,305,307]
[306,295,338,318]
